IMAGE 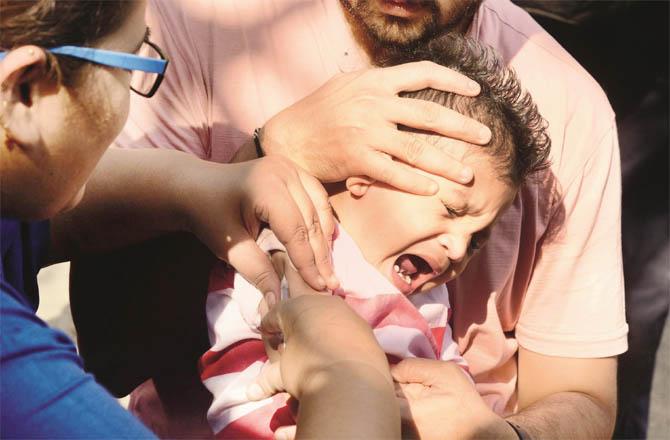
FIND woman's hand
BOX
[261,61,491,195]
[247,295,399,440]
[392,358,517,440]
[179,156,338,303]
[248,295,389,400]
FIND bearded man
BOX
[70,1,626,438]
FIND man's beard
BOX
[344,0,442,47]
[341,0,480,60]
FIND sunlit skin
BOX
[330,136,516,295]
[0,1,147,219]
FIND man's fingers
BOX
[226,228,281,305]
[361,151,439,195]
[246,362,284,401]
[390,357,437,385]
[274,425,297,440]
[263,191,326,292]
[375,127,474,184]
[397,397,413,421]
[379,61,481,96]
[388,97,491,146]
[397,397,421,440]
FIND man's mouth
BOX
[378,0,430,18]
[390,253,440,294]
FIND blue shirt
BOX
[0,218,155,438]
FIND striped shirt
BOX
[199,226,468,438]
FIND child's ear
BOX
[345,176,375,197]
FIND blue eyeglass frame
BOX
[0,42,169,97]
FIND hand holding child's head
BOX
[329,33,550,295]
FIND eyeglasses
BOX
[0,39,169,98]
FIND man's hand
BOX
[392,358,517,440]
[179,156,338,303]
[262,61,491,195]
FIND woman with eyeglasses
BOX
[0,1,403,437]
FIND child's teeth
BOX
[404,274,411,284]
[394,265,400,273]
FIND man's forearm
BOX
[506,391,615,439]
[50,147,196,262]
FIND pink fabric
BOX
[119,0,627,414]
[199,227,465,438]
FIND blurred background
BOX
[37,1,669,438]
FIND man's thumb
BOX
[390,358,434,384]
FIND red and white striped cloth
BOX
[199,226,468,439]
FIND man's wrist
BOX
[253,127,265,158]
[506,420,532,440]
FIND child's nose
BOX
[437,233,469,263]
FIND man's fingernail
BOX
[265,291,277,308]
[246,383,266,401]
[468,81,480,93]
[459,167,473,183]
[427,181,439,194]
[479,126,491,142]
[328,275,340,289]
[317,276,327,290]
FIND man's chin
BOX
[368,16,436,46]
[346,0,440,48]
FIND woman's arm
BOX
[50,147,337,297]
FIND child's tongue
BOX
[397,254,420,276]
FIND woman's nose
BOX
[438,233,469,263]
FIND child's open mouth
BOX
[390,253,439,294]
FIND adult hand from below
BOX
[248,295,389,399]
[392,358,517,440]
[261,61,491,195]
[179,156,338,303]
[247,295,398,440]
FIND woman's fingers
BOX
[289,171,338,289]
[260,182,328,292]
[246,362,284,401]
[298,171,336,249]
[379,61,481,96]
[224,224,282,307]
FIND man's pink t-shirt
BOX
[116,0,628,414]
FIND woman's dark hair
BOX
[0,0,134,85]
[380,33,551,186]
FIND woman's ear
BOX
[1,46,50,149]
[345,176,375,197]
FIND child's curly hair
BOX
[380,33,551,186]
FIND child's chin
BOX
[413,277,451,294]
